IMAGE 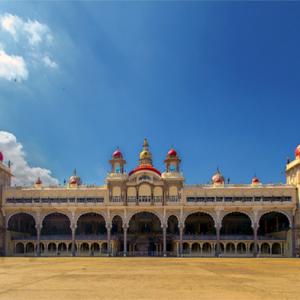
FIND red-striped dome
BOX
[113,149,123,158]
[0,151,3,162]
[212,170,224,184]
[129,164,161,176]
[35,177,42,185]
[168,148,177,157]
[252,176,260,184]
[295,145,300,158]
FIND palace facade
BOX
[0,139,300,257]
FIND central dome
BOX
[139,138,153,166]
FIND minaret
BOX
[109,148,126,173]
[139,138,153,166]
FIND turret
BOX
[286,145,300,185]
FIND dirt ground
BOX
[0,257,299,300]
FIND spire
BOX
[143,138,149,150]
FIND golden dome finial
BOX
[139,138,152,165]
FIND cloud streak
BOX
[0,49,28,81]
[0,131,59,186]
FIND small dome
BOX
[113,149,123,158]
[252,176,260,184]
[140,150,150,160]
[69,169,81,185]
[295,145,300,158]
[0,151,3,162]
[212,170,224,184]
[35,177,42,185]
[168,148,177,157]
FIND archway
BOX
[226,243,235,254]
[26,242,34,254]
[167,215,179,253]
[184,212,215,236]
[258,212,290,239]
[8,213,36,240]
[128,212,162,256]
[221,212,253,237]
[202,242,212,255]
[41,213,71,237]
[15,242,24,254]
[48,242,57,254]
[111,215,123,255]
[237,242,246,254]
[76,213,106,237]
[261,243,271,255]
[58,242,67,253]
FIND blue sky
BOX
[0,2,300,185]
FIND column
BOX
[36,224,41,256]
[215,224,221,257]
[179,224,184,257]
[71,224,76,256]
[106,224,111,256]
[291,215,296,257]
[253,223,258,257]
[123,224,128,256]
[163,224,167,257]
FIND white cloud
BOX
[0,131,59,186]
[0,49,28,81]
[0,13,52,46]
[43,55,58,69]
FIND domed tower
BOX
[0,151,12,187]
[164,147,181,172]
[286,144,300,185]
[35,177,42,188]
[68,169,81,187]
[251,175,261,186]
[212,169,225,187]
[109,148,126,173]
[139,138,153,166]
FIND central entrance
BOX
[128,212,162,256]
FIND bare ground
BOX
[0,257,299,300]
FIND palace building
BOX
[0,139,300,257]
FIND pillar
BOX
[291,215,296,257]
[123,224,128,256]
[71,224,76,256]
[36,224,41,256]
[163,224,167,257]
[179,224,184,257]
[106,223,111,256]
[215,224,221,257]
[253,223,258,257]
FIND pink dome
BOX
[0,151,3,162]
[212,171,224,184]
[295,145,300,158]
[168,148,177,157]
[252,176,260,184]
[112,149,123,158]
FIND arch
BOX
[15,242,24,254]
[7,212,36,228]
[138,184,151,196]
[183,210,216,225]
[101,242,108,253]
[258,212,290,236]
[258,210,292,228]
[75,211,106,225]
[80,242,89,252]
[111,215,123,235]
[261,243,271,254]
[76,212,106,236]
[91,243,100,252]
[183,242,190,253]
[221,212,253,235]
[26,242,34,253]
[48,243,57,253]
[191,243,201,252]
[127,210,163,226]
[39,243,45,253]
[272,243,281,255]
[7,213,36,237]
[221,211,254,226]
[41,213,71,236]
[58,242,67,252]
[184,212,216,235]
[167,215,179,234]
[249,243,258,254]
[68,243,77,252]
[202,243,212,253]
[237,242,246,254]
[41,211,71,225]
[226,243,235,253]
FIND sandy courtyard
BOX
[0,257,299,300]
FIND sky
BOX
[0,2,300,186]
